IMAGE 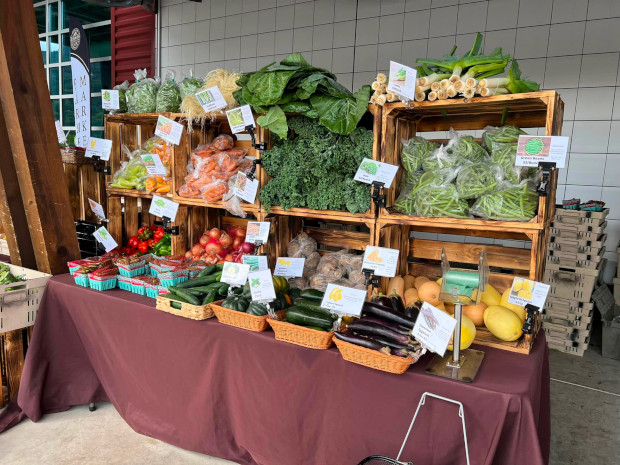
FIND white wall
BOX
[159,0,620,281]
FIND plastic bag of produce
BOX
[340,253,363,275]
[156,70,182,112]
[179,68,203,101]
[287,233,317,258]
[401,137,438,173]
[222,174,247,218]
[287,277,308,290]
[470,180,538,221]
[414,184,470,218]
[482,125,526,151]
[143,136,172,174]
[308,274,330,292]
[489,142,524,184]
[110,146,149,190]
[213,134,235,150]
[400,170,423,192]
[201,178,228,203]
[422,144,458,172]
[110,80,129,114]
[127,69,159,113]
[348,270,366,286]
[395,168,459,216]
[445,130,488,163]
[316,252,346,280]
[304,251,321,271]
[456,162,503,200]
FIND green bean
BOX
[447,135,488,163]
[401,137,437,173]
[482,126,526,151]
[471,184,538,221]
[456,163,501,199]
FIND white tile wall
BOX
[159,0,620,280]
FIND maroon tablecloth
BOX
[0,275,550,465]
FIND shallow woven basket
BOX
[156,295,215,320]
[60,148,87,164]
[211,300,286,332]
[333,337,424,375]
[267,318,334,349]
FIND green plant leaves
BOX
[256,106,288,139]
[310,85,371,135]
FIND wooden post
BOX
[0,0,80,275]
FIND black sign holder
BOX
[160,216,179,236]
[362,268,380,288]
[245,124,266,181]
[536,161,556,196]
[370,181,386,209]
[91,155,111,175]
[522,303,540,335]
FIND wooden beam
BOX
[0,1,80,274]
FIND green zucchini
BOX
[169,288,201,305]
[300,289,324,302]
[171,301,182,310]
[293,298,333,317]
[197,265,216,277]
[176,272,222,288]
[286,306,334,330]
[201,289,216,306]
[218,282,230,295]
[162,293,189,303]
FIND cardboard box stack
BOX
[543,207,609,356]
[614,241,620,306]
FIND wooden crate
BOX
[62,159,106,223]
[258,105,382,224]
[375,221,540,354]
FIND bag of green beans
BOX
[110,80,129,114]
[489,143,524,184]
[394,168,460,216]
[482,125,526,151]
[156,70,182,112]
[470,180,538,221]
[445,130,488,163]
[422,144,458,171]
[414,184,470,218]
[456,162,503,199]
[179,68,204,101]
[127,69,159,113]
[401,137,438,173]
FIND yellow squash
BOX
[500,289,526,322]
[484,305,523,342]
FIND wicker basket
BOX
[211,300,286,332]
[60,148,87,164]
[267,319,334,349]
[155,295,215,320]
[333,337,425,374]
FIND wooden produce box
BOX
[553,207,609,226]
[546,246,605,270]
[374,222,540,354]
[544,261,603,302]
[258,105,382,224]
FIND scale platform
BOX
[425,349,485,383]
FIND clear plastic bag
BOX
[395,168,458,216]
[201,178,228,203]
[414,183,469,218]
[287,277,308,290]
[222,174,246,218]
[445,129,488,163]
[304,251,321,271]
[348,270,366,286]
[456,162,503,199]
[111,80,129,114]
[308,274,330,292]
[400,170,423,192]
[156,70,182,112]
[316,252,346,280]
[287,233,317,258]
[422,144,458,172]
[481,125,526,151]
[180,68,203,101]
[213,134,235,151]
[340,253,363,275]
[470,180,538,221]
[401,137,437,173]
[109,145,149,190]
[127,69,159,113]
[490,142,524,184]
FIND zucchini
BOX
[169,288,201,305]
[286,306,334,330]
[171,301,182,310]
[162,293,189,303]
[176,272,222,288]
[197,265,216,277]
[169,286,204,297]
[201,289,216,305]
[218,282,230,295]
[293,298,334,317]
[300,289,324,302]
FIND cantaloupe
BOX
[414,276,430,289]
[500,289,526,322]
[448,315,476,351]
[418,281,441,305]
[462,302,487,327]
[403,275,416,290]
[404,288,419,307]
[484,305,523,341]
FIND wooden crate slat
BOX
[63,164,81,220]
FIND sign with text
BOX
[154,115,183,146]
[507,277,550,311]
[248,269,276,302]
[85,137,112,161]
[101,89,120,110]
[387,61,417,101]
[196,86,227,113]
[233,172,259,203]
[221,262,250,287]
[412,302,457,357]
[93,226,117,252]
[362,246,399,278]
[226,105,255,134]
[149,195,179,221]
[320,284,366,318]
[141,154,167,175]
[242,255,268,271]
[245,222,270,244]
[353,158,399,188]
[274,257,305,277]
[88,198,106,220]
[55,121,66,144]
[515,135,569,168]
[69,16,91,147]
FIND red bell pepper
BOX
[128,235,140,249]
[138,241,149,254]
[153,230,165,242]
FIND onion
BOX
[199,235,209,246]
[237,242,255,254]
[232,236,243,250]
[235,227,246,238]
[191,244,203,256]
[199,253,209,261]
[204,255,218,265]
[184,251,193,259]
[205,240,223,255]
[227,225,239,237]
[208,228,221,240]
[224,254,234,262]
[219,232,233,248]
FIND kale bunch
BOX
[260,116,372,214]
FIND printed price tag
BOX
[353,158,399,188]
[55,121,66,144]
[320,284,366,318]
[242,255,268,271]
[93,226,118,252]
[141,154,167,175]
[274,257,305,277]
[149,195,179,221]
[85,137,112,161]
[412,302,457,357]
[101,89,120,110]
[515,135,569,168]
[154,115,184,146]
[196,86,227,113]
[248,269,276,301]
[233,171,259,203]
[226,105,255,134]
[221,262,250,287]
[507,277,550,311]
[362,246,399,278]
[387,61,417,101]
[245,222,270,244]
[88,198,106,220]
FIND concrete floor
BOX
[1,347,619,464]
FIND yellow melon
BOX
[473,283,501,307]
[418,281,441,305]
[500,289,526,322]
[448,315,476,351]
[484,305,523,342]
[462,302,487,327]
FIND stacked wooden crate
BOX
[543,207,609,356]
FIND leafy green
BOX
[310,86,371,135]
[0,263,24,285]
[156,73,181,112]
[257,106,288,139]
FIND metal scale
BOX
[425,249,488,383]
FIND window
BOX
[34,0,110,138]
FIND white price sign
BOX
[245,222,270,244]
[242,255,268,271]
[353,158,399,188]
[88,198,106,220]
[233,171,259,203]
[412,302,457,357]
[362,246,399,278]
[320,284,367,318]
[507,277,550,311]
[196,86,227,113]
[85,137,113,161]
[149,195,179,221]
[386,61,417,101]
[55,121,66,144]
[154,115,184,146]
[93,226,118,252]
[515,135,569,168]
[221,262,250,287]
[226,105,255,134]
[101,89,120,110]
[274,257,305,278]
[141,153,168,175]
[248,269,276,302]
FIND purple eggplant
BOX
[335,331,386,351]
[362,301,416,329]
[347,320,415,346]
[372,294,393,309]
[358,316,411,336]
[403,302,420,321]
[392,348,419,358]
[366,335,411,351]
[388,291,406,315]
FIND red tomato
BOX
[138,242,148,254]
[128,236,140,249]
[147,238,155,248]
